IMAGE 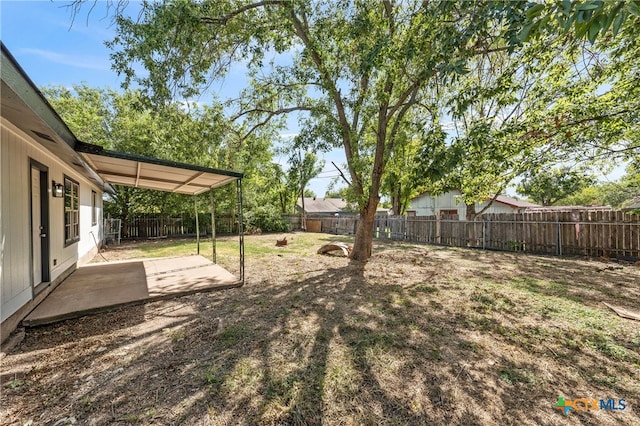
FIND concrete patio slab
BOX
[23,255,241,326]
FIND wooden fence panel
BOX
[281,210,640,260]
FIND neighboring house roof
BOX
[493,195,539,209]
[297,197,348,213]
[622,197,640,210]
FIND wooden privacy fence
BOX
[300,211,640,261]
[122,214,238,238]
[289,215,358,235]
[383,211,640,260]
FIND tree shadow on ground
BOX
[2,245,639,425]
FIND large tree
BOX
[516,1,640,167]
[95,0,538,260]
[413,45,553,221]
[558,163,640,207]
[70,0,637,260]
[43,84,274,230]
[517,167,596,206]
[413,0,640,218]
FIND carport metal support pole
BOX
[237,179,245,283]
[195,196,200,255]
[210,190,216,263]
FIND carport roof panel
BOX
[76,142,242,195]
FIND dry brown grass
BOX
[1,233,639,425]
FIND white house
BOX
[1,43,246,342]
[408,190,539,219]
[1,43,110,341]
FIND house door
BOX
[30,163,50,293]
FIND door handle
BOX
[40,233,46,238]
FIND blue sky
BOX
[1,0,344,196]
[1,1,624,200]
[1,1,126,88]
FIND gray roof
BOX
[623,197,640,210]
[494,195,539,208]
[297,197,348,213]
[2,42,241,196]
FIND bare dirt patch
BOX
[2,234,639,425]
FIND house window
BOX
[64,176,80,245]
[91,190,97,225]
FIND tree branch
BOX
[232,106,314,143]
[332,161,352,186]
[230,105,314,122]
[531,108,634,142]
[387,87,419,159]
[475,187,506,217]
[200,0,287,25]
[288,6,362,195]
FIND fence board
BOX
[283,211,640,261]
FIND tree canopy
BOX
[99,0,543,260]
[42,84,279,230]
[70,0,639,260]
[516,167,596,206]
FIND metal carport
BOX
[75,141,245,284]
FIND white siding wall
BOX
[1,118,102,322]
[477,201,516,215]
[410,190,518,218]
[410,190,466,216]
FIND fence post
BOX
[211,191,216,263]
[404,215,407,241]
[194,196,200,255]
[482,219,486,249]
[557,219,562,256]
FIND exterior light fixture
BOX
[52,181,64,198]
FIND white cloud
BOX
[20,48,109,71]
[279,133,299,139]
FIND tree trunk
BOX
[391,186,401,216]
[465,202,477,247]
[465,202,477,222]
[350,195,380,261]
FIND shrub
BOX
[244,205,290,232]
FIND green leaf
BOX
[517,22,534,41]
[576,3,600,11]
[587,20,601,43]
[574,22,590,39]
[525,3,545,19]
[629,0,640,17]
[612,11,625,36]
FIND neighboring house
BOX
[408,190,539,219]
[296,197,351,216]
[622,197,640,212]
[296,197,390,216]
[1,43,110,340]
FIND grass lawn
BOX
[2,233,639,425]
